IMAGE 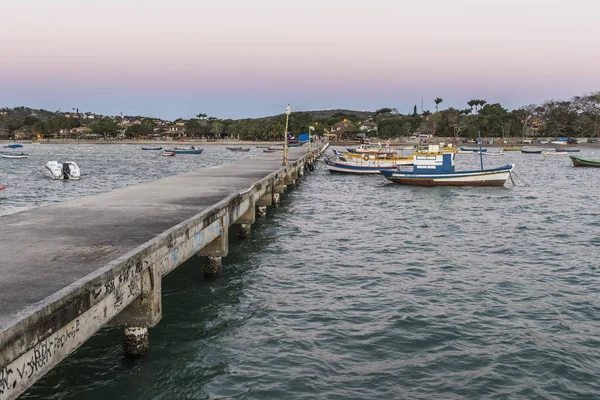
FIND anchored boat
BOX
[141,146,162,150]
[570,155,600,167]
[45,161,81,180]
[164,148,203,154]
[1,152,28,159]
[380,144,514,187]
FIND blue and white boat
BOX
[380,145,514,187]
[3,144,23,149]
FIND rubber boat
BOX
[45,161,81,180]
[380,144,514,187]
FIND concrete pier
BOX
[0,143,328,400]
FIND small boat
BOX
[460,147,487,152]
[263,149,276,153]
[164,148,203,154]
[325,153,413,174]
[521,148,542,154]
[161,151,176,156]
[227,147,251,152]
[555,148,581,153]
[1,152,28,159]
[3,144,23,149]
[268,146,284,151]
[142,146,162,151]
[380,144,514,187]
[45,161,81,180]
[543,151,568,156]
[482,151,505,156]
[502,146,522,151]
[325,159,400,174]
[0,185,5,190]
[173,146,193,150]
[570,155,600,167]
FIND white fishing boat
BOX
[45,161,81,180]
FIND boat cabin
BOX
[413,145,455,173]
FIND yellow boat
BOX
[341,151,413,164]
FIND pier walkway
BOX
[0,144,328,400]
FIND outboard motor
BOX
[62,162,71,180]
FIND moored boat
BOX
[164,148,203,154]
[570,155,600,167]
[227,147,250,152]
[3,144,23,149]
[325,159,400,174]
[502,146,522,151]
[380,144,514,187]
[460,147,487,152]
[45,161,81,180]
[142,146,162,150]
[161,151,176,156]
[521,148,542,154]
[1,152,28,159]
[555,148,580,153]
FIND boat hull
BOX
[380,165,514,187]
[164,149,203,154]
[141,146,162,150]
[325,160,397,174]
[570,156,600,167]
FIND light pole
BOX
[308,125,314,152]
[283,104,291,166]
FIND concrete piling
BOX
[239,223,251,239]
[205,256,223,276]
[257,206,267,217]
[124,327,149,357]
[272,193,280,207]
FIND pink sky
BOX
[1,0,599,119]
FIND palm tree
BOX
[479,99,487,111]
[467,100,477,113]
[434,97,443,112]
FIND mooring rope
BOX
[509,171,530,187]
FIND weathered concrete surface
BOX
[0,144,328,400]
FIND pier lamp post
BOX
[283,104,291,166]
[308,125,315,152]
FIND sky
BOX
[1,0,599,120]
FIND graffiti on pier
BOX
[89,266,141,309]
[193,222,223,250]
[0,366,15,395]
[0,320,81,397]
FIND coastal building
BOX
[329,120,357,140]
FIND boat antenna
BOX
[478,130,484,171]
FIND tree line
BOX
[1,92,598,140]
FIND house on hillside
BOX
[359,121,378,133]
[329,120,357,140]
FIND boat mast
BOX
[478,130,484,171]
